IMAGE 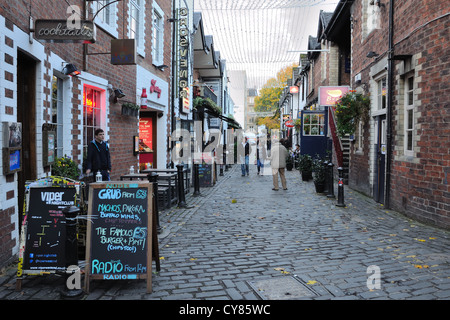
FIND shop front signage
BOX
[285,120,294,128]
[178,7,190,113]
[319,86,350,106]
[34,19,96,43]
[150,79,162,99]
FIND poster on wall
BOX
[139,118,153,153]
[3,122,22,148]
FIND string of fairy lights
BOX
[196,0,338,90]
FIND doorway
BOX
[373,115,386,204]
[17,50,37,224]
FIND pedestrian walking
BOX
[85,128,112,181]
[256,137,266,175]
[241,137,251,176]
[268,138,288,190]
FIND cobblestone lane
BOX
[1,165,449,300]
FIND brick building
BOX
[0,0,174,268]
[324,0,449,229]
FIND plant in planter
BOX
[298,154,313,181]
[122,102,140,117]
[193,97,222,116]
[312,157,326,193]
[52,155,80,180]
[334,90,370,137]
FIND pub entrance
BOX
[17,50,38,228]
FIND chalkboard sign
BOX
[20,186,76,272]
[85,181,153,293]
[198,162,212,187]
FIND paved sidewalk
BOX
[1,164,449,300]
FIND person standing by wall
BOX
[85,128,111,181]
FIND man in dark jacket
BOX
[85,128,111,181]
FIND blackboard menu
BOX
[198,162,212,187]
[23,187,77,271]
[85,182,153,293]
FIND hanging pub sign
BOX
[111,39,137,65]
[318,86,350,106]
[34,19,96,43]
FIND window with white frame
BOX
[92,0,118,38]
[130,0,145,56]
[376,76,387,110]
[152,1,164,66]
[51,75,64,158]
[321,44,327,80]
[404,74,415,155]
[363,0,381,38]
[355,121,363,152]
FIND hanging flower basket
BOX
[334,91,370,136]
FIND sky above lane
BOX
[196,0,339,91]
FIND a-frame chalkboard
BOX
[84,181,154,293]
[16,184,78,290]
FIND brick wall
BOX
[0,0,175,267]
[389,3,450,228]
[349,0,450,229]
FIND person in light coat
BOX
[268,138,288,190]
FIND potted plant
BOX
[286,155,293,171]
[298,154,313,181]
[51,155,80,180]
[312,157,326,193]
[334,90,370,137]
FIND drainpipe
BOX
[385,0,394,208]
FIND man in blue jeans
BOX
[241,137,251,176]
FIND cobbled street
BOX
[1,165,450,301]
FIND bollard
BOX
[323,160,329,195]
[176,164,187,208]
[193,163,201,196]
[327,162,335,199]
[147,173,161,233]
[219,164,224,176]
[61,205,83,299]
[336,167,346,207]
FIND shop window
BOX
[303,113,325,136]
[83,85,105,155]
[51,75,64,158]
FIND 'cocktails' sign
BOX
[34,19,96,43]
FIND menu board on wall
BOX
[84,182,153,293]
[139,118,153,153]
